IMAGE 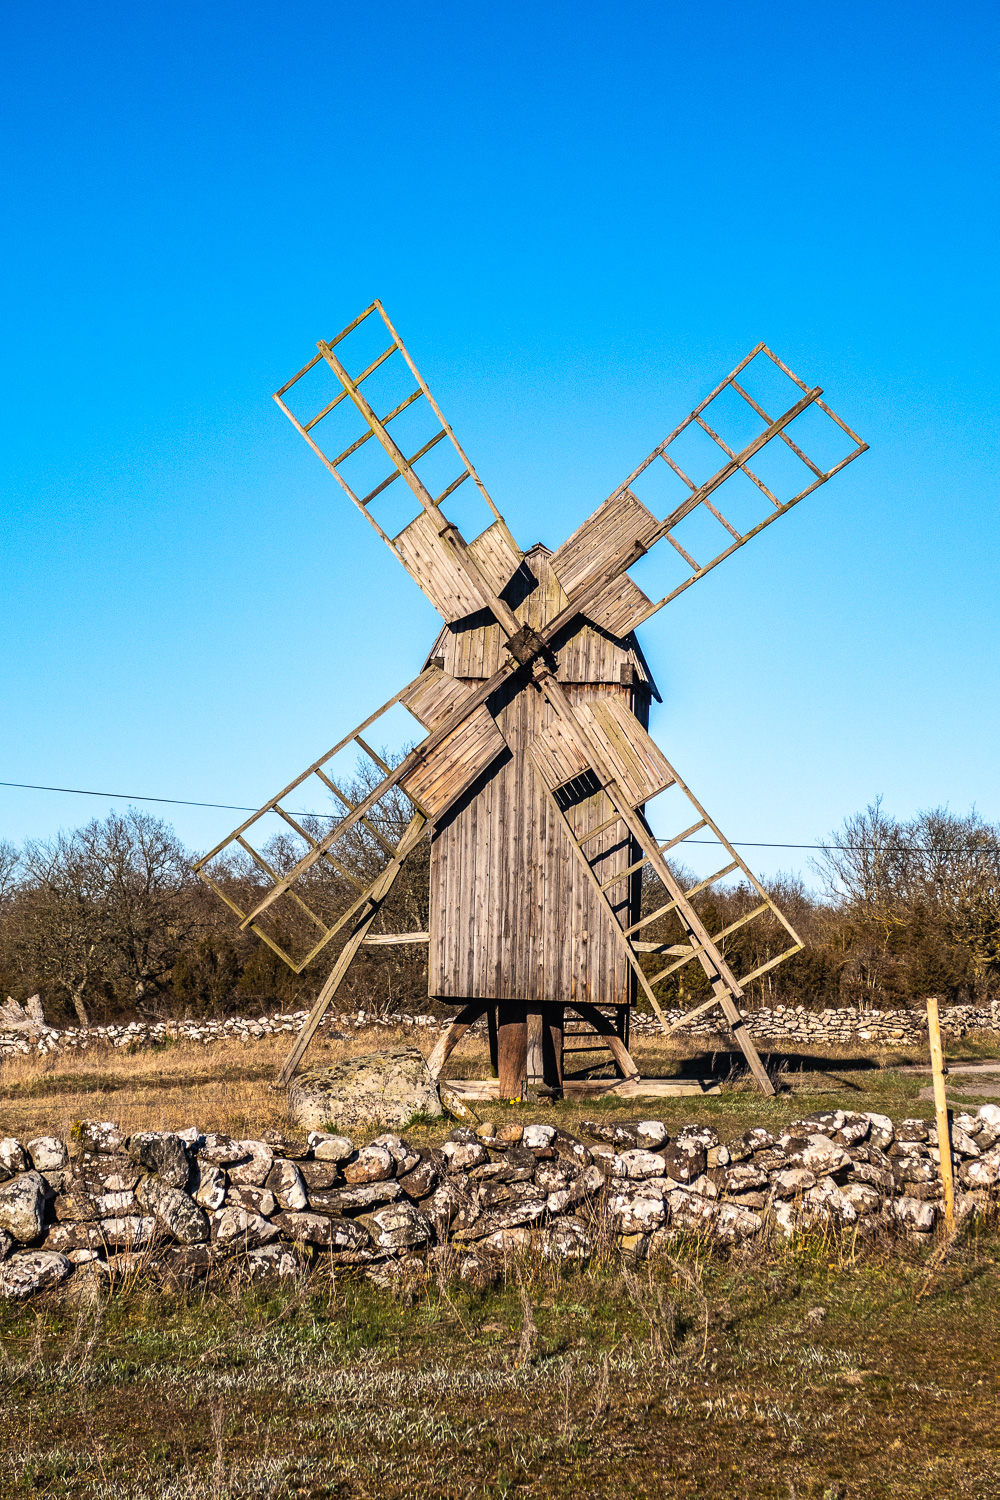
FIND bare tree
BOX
[15,829,107,1025]
[79,809,196,1003]
[0,840,20,912]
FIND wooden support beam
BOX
[569,1003,640,1080]
[274,811,428,1086]
[425,1000,488,1081]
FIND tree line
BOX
[0,798,997,1027]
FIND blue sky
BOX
[1,0,997,884]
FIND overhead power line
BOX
[0,778,992,855]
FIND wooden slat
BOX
[400,702,507,820]
[465,519,524,598]
[583,571,653,637]
[400,665,473,730]
[393,508,493,621]
[529,713,592,790]
[574,696,675,806]
[549,489,660,600]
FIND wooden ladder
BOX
[529,748,777,1095]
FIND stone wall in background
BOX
[1,1105,999,1299]
[2,999,999,1061]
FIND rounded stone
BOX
[288,1048,443,1132]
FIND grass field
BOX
[3,1025,1000,1498]
[1,1223,999,1498]
[2,1023,999,1146]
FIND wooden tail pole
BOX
[926,995,955,1228]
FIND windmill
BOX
[193,302,867,1099]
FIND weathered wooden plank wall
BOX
[426,545,657,1008]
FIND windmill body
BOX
[194,302,868,1098]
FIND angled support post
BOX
[275,811,428,1086]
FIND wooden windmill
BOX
[193,302,867,1098]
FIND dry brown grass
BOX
[3,1017,997,1147]
[0,1026,440,1142]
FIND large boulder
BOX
[288,1048,443,1132]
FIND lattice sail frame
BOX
[619,341,869,620]
[273,300,523,623]
[191,685,431,975]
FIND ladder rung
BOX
[600,853,649,892]
[303,341,399,431]
[644,902,771,987]
[434,470,470,507]
[658,818,708,853]
[356,736,392,775]
[575,812,624,848]
[623,861,740,937]
[328,388,423,468]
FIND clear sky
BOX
[2,0,998,885]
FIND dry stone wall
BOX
[3,1001,998,1063]
[1,1105,998,1299]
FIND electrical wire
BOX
[1,778,991,854]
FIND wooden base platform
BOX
[441,1076,722,1102]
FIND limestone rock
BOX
[723,1163,769,1194]
[892,1196,937,1232]
[326,1181,403,1213]
[260,1130,309,1160]
[772,1167,817,1200]
[0,1138,29,1181]
[372,1203,432,1251]
[0,1171,46,1243]
[299,1160,341,1191]
[127,1132,190,1189]
[27,1137,68,1172]
[243,1245,300,1280]
[456,1198,546,1239]
[78,1121,127,1154]
[227,1185,276,1217]
[716,1204,763,1243]
[198,1133,249,1167]
[427,1180,476,1232]
[612,1149,668,1181]
[397,1158,439,1201]
[607,1187,666,1234]
[667,1188,718,1232]
[265,1159,307,1210]
[0,1250,72,1297]
[307,1132,355,1163]
[960,1147,1000,1190]
[99,1215,157,1249]
[272,1212,372,1253]
[342,1145,395,1185]
[212,1208,279,1251]
[136,1178,209,1245]
[227,1141,274,1187]
[288,1048,443,1131]
[636,1120,668,1149]
[660,1141,707,1181]
[441,1140,488,1172]
[43,1222,107,1254]
[523,1124,556,1149]
[371,1134,420,1175]
[190,1162,226,1211]
[865,1113,895,1150]
[542,1218,592,1260]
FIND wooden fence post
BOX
[926,995,955,1228]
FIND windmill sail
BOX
[273,300,523,623]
